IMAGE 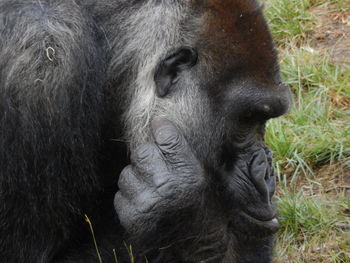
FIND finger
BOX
[151,117,196,166]
[114,191,136,230]
[130,143,170,183]
[118,165,145,200]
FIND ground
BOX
[311,3,350,65]
[263,0,350,262]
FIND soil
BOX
[278,160,350,197]
[301,4,350,198]
[310,4,350,66]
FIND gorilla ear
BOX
[155,48,198,97]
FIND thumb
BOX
[151,117,194,164]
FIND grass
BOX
[275,191,350,262]
[263,0,315,46]
[266,48,350,173]
[263,0,350,261]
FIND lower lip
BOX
[240,212,280,233]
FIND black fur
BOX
[0,1,122,262]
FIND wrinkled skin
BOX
[115,118,206,234]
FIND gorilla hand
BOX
[114,117,206,238]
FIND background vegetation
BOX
[263,0,350,262]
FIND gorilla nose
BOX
[239,83,291,122]
[252,93,291,121]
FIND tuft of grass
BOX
[263,0,316,46]
[113,249,119,263]
[264,0,350,46]
[85,214,103,263]
[308,0,350,9]
[274,189,350,263]
[277,191,348,238]
[123,242,135,263]
[266,47,350,177]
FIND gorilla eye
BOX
[155,47,198,97]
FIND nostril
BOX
[244,85,291,122]
[255,103,275,120]
[258,96,290,120]
[262,104,271,113]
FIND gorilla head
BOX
[105,0,290,234]
[104,0,290,163]
[95,1,293,261]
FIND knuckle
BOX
[121,165,132,175]
[153,174,172,188]
[132,143,158,164]
[114,193,138,229]
[118,166,133,189]
[155,126,182,149]
[168,155,200,173]
[135,143,153,159]
[113,191,124,211]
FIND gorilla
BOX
[0,0,291,262]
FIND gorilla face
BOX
[115,0,290,237]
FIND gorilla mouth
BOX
[240,211,280,234]
[242,146,279,234]
[223,142,280,235]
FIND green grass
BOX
[263,0,316,46]
[263,0,350,45]
[263,0,350,261]
[275,190,350,263]
[266,48,350,173]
